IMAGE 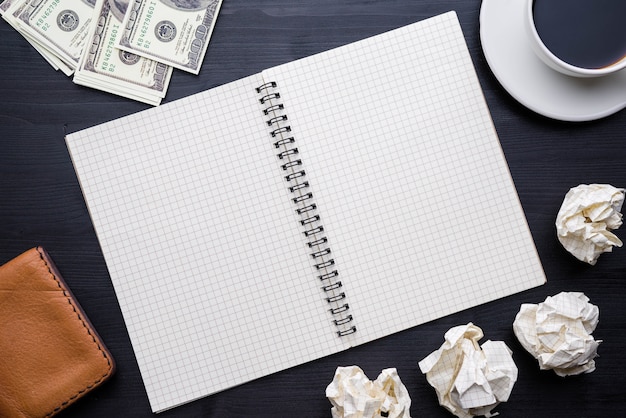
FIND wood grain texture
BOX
[1,1,625,417]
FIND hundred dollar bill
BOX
[1,0,74,74]
[74,76,163,105]
[14,0,95,70]
[117,0,222,74]
[0,0,12,13]
[74,0,173,104]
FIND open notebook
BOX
[66,11,546,412]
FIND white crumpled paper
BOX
[513,291,600,377]
[326,366,411,418]
[418,323,517,418]
[555,183,624,265]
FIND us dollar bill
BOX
[0,0,13,13]
[13,0,95,69]
[75,0,173,103]
[117,0,222,74]
[1,0,74,74]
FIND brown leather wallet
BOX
[0,247,115,418]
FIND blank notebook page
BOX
[66,75,348,412]
[263,11,546,346]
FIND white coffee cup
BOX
[525,0,626,78]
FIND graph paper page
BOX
[66,75,348,412]
[263,11,546,347]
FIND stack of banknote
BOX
[1,0,222,105]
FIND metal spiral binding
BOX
[256,81,356,338]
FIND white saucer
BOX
[479,0,626,121]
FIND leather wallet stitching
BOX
[35,247,114,417]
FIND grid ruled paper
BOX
[66,11,546,413]
[264,11,546,346]
[66,75,348,412]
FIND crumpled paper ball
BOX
[418,323,517,418]
[555,183,624,265]
[326,366,411,418]
[513,291,600,377]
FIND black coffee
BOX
[533,0,626,69]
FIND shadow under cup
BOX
[530,0,626,75]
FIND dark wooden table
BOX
[1,1,625,417]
